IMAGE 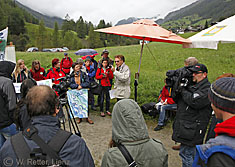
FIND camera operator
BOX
[172,57,198,151]
[172,63,212,167]
[0,86,95,167]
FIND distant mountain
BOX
[160,0,235,24]
[16,1,64,28]
[115,17,140,26]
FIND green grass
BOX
[16,40,235,107]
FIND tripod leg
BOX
[64,105,72,132]
[66,104,81,137]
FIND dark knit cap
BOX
[208,77,235,114]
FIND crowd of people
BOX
[0,51,234,167]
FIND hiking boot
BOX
[86,118,94,124]
[172,144,181,151]
[154,125,164,131]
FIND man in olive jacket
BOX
[101,99,168,167]
[172,64,212,167]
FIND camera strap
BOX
[117,143,137,167]
[11,125,72,167]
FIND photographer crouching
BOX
[170,64,212,167]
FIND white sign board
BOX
[13,79,52,93]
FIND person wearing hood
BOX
[0,61,18,149]
[193,77,235,167]
[101,99,168,167]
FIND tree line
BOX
[0,0,138,51]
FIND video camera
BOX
[165,66,194,98]
[52,74,74,97]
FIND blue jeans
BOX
[157,104,177,126]
[0,124,18,149]
[179,144,196,167]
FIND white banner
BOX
[13,79,53,93]
[0,27,8,60]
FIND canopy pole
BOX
[135,39,145,102]
[138,40,145,73]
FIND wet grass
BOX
[17,41,235,109]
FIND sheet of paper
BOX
[109,89,116,99]
[13,83,21,93]
[37,79,52,88]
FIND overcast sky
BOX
[17,0,197,25]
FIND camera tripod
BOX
[58,93,81,137]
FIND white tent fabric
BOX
[183,15,235,49]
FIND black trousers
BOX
[100,86,110,112]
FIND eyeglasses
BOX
[115,61,119,63]
[194,71,203,74]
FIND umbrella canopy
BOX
[74,49,99,56]
[95,19,190,102]
[81,55,95,60]
[183,15,235,50]
[95,19,190,44]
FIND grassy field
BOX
[16,41,235,107]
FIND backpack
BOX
[141,102,159,118]
[11,125,72,167]
[61,57,72,69]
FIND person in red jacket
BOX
[154,80,177,131]
[30,60,45,81]
[45,58,66,85]
[96,59,114,117]
[60,53,73,75]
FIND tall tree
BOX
[52,22,60,47]
[76,16,86,39]
[63,30,81,50]
[61,14,76,37]
[36,20,46,50]
[87,26,102,48]
[97,19,107,47]
[7,8,25,35]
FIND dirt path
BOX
[75,112,181,167]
